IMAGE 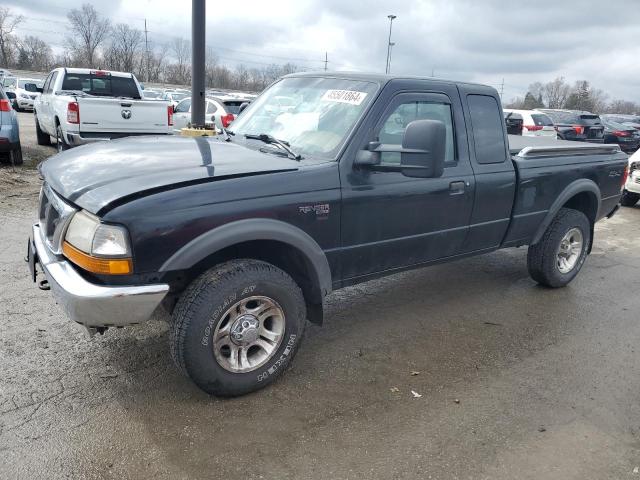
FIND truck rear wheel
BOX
[170,259,306,396]
[35,115,51,146]
[620,191,639,207]
[527,208,591,288]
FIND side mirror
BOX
[400,119,446,178]
[238,102,249,114]
[36,87,43,93]
[6,91,15,100]
[172,104,177,113]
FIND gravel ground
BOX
[1,117,640,479]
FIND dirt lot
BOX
[1,116,640,479]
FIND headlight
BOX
[63,210,132,275]
[19,93,29,99]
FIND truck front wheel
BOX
[527,208,591,288]
[620,191,639,207]
[170,259,306,396]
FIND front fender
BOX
[159,218,333,299]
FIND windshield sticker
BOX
[322,90,368,106]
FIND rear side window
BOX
[468,95,506,164]
[531,113,553,126]
[223,101,244,115]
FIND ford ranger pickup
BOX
[27,73,628,396]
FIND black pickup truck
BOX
[27,73,628,396]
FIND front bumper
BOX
[16,98,35,109]
[29,224,169,328]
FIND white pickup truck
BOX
[34,68,173,151]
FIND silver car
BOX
[0,87,22,165]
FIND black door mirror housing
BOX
[400,119,446,178]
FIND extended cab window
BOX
[378,101,455,165]
[467,95,507,164]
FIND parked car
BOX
[162,91,190,108]
[621,149,640,206]
[600,118,640,153]
[27,73,627,396]
[503,111,523,135]
[538,109,604,143]
[0,86,22,164]
[172,96,245,131]
[503,109,556,138]
[143,89,163,100]
[34,68,173,152]
[8,78,44,111]
[600,114,640,132]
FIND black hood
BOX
[40,135,299,214]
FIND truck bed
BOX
[508,134,621,157]
[503,135,628,248]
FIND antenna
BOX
[144,19,150,82]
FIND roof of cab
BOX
[285,71,497,92]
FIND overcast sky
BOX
[9,0,640,102]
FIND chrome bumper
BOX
[31,224,169,329]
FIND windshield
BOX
[3,77,16,88]
[18,79,42,89]
[230,76,378,159]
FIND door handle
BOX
[449,181,466,195]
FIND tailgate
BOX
[78,98,169,134]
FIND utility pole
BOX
[144,19,150,83]
[191,0,206,128]
[324,52,328,71]
[500,78,504,99]
[385,14,396,74]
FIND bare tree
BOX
[167,37,191,84]
[66,3,111,68]
[205,45,218,87]
[605,100,639,115]
[106,23,142,73]
[16,35,52,71]
[0,7,24,67]
[542,77,571,109]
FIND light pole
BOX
[385,14,396,74]
[388,42,395,73]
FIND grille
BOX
[38,184,76,254]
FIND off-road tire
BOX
[527,208,591,288]
[620,191,639,207]
[170,259,306,397]
[35,115,51,146]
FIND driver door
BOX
[339,91,475,281]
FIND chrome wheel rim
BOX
[556,227,583,274]
[212,296,285,373]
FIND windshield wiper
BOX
[244,133,302,160]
